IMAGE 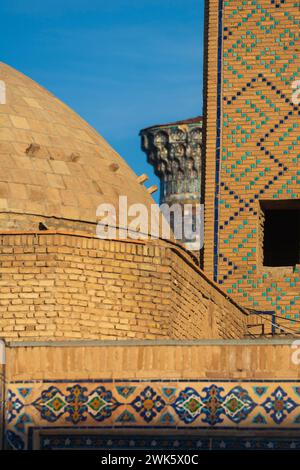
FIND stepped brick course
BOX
[0,232,248,341]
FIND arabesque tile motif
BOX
[5,379,300,449]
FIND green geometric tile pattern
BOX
[216,0,300,331]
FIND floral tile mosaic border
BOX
[4,379,300,449]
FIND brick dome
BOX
[0,64,248,344]
[0,62,155,231]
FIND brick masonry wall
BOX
[203,0,300,333]
[0,232,248,341]
[169,248,247,339]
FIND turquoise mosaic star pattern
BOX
[206,0,300,330]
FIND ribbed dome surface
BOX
[0,62,155,229]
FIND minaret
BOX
[140,117,203,260]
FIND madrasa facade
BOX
[1,0,300,451]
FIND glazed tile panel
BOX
[36,434,300,450]
[204,0,300,329]
[5,380,300,449]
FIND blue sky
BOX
[1,0,204,197]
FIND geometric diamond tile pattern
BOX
[204,0,300,332]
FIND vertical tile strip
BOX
[213,0,224,282]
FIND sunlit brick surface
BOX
[0,62,154,230]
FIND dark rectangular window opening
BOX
[261,200,300,267]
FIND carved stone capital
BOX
[140,117,203,206]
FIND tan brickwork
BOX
[0,61,253,343]
[0,232,248,342]
[5,341,299,381]
[169,248,247,339]
[0,62,155,231]
[202,0,220,278]
[203,0,300,332]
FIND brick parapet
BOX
[0,231,248,341]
